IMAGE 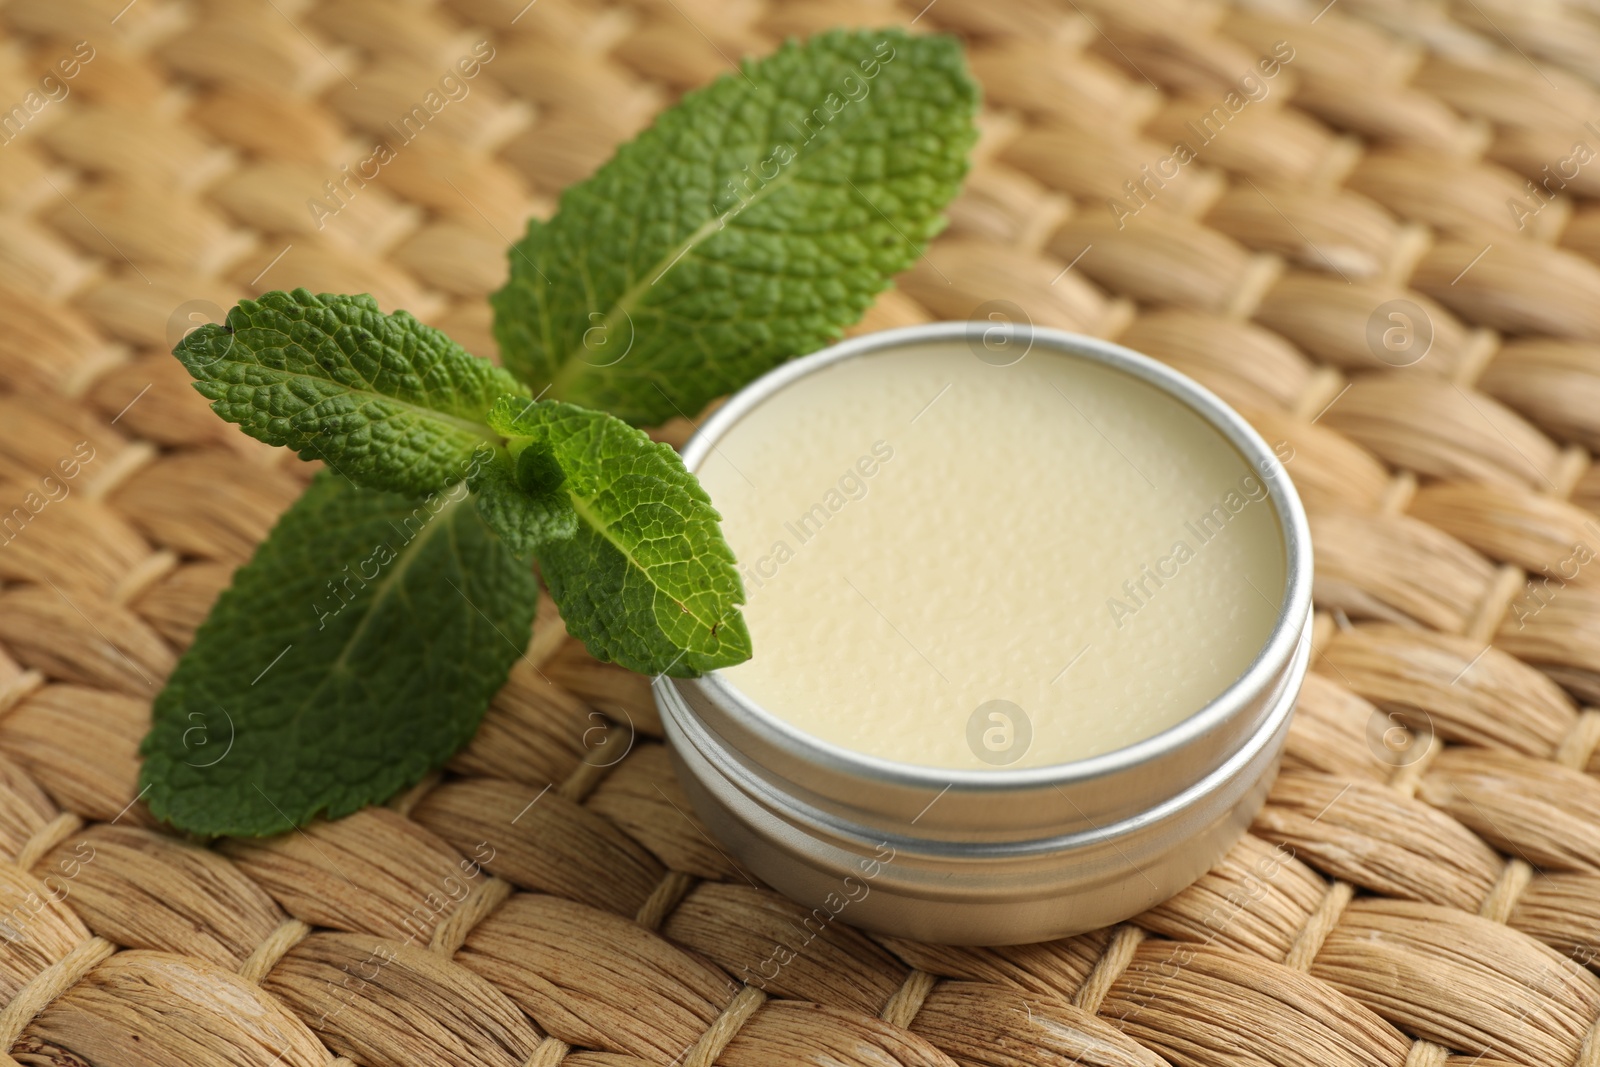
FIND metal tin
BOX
[655,323,1314,945]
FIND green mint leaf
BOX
[468,444,579,558]
[490,28,978,425]
[139,472,539,836]
[175,289,529,496]
[489,397,749,676]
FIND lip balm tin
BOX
[654,324,1314,945]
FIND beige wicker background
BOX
[1,0,1599,1063]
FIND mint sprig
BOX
[140,28,977,835]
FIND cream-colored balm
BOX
[695,341,1287,770]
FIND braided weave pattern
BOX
[3,0,1600,1064]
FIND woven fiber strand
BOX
[5,0,1600,1065]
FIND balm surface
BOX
[695,341,1286,770]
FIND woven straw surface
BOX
[4,0,1600,1064]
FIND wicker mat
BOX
[3,0,1600,1064]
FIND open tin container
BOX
[654,323,1314,945]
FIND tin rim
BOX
[678,322,1314,796]
[661,618,1306,860]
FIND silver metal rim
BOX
[658,613,1308,859]
[678,322,1314,793]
